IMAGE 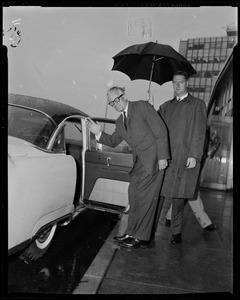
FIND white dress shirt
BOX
[176,93,188,101]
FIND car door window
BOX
[65,121,82,145]
[89,121,132,153]
[64,120,83,160]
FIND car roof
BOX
[8,93,89,125]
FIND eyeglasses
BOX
[108,94,124,106]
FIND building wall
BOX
[179,28,237,107]
[201,47,234,190]
[202,115,233,190]
[209,59,233,117]
[179,28,236,190]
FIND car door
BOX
[82,118,133,214]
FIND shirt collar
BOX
[176,93,188,101]
[122,101,129,116]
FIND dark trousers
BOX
[126,157,165,241]
[171,198,187,235]
[151,195,166,239]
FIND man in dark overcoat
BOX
[158,71,207,244]
[87,86,169,248]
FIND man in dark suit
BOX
[87,86,169,248]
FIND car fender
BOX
[8,146,77,250]
[31,204,75,237]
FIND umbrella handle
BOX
[148,55,155,92]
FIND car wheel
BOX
[19,223,57,262]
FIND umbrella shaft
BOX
[148,55,155,91]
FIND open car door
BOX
[82,118,133,214]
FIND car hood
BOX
[8,136,42,158]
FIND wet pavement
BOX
[74,188,234,295]
[7,209,118,295]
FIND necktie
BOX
[123,112,127,130]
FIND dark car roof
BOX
[8,93,89,125]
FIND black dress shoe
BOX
[171,233,182,244]
[165,218,171,227]
[121,237,150,249]
[113,234,132,242]
[203,224,217,231]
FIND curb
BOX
[72,224,119,294]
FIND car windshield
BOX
[8,105,56,149]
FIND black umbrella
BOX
[112,41,197,92]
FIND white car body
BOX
[8,136,76,250]
[8,94,132,261]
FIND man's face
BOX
[107,91,127,113]
[172,75,188,97]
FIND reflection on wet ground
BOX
[7,209,118,295]
[97,188,233,294]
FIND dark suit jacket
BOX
[99,100,169,176]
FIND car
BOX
[8,93,133,262]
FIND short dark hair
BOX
[173,71,188,80]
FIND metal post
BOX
[103,98,108,131]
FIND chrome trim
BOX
[8,103,57,127]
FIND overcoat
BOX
[99,100,169,176]
[158,94,207,199]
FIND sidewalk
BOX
[74,188,233,295]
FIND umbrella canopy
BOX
[112,41,197,89]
